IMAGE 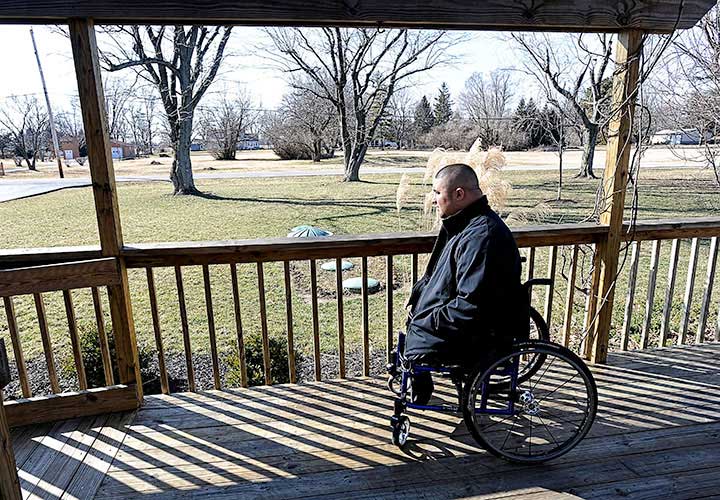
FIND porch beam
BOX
[68,18,142,403]
[0,0,714,33]
[589,30,643,364]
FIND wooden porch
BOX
[12,342,720,499]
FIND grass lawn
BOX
[1,165,718,392]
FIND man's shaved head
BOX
[435,163,480,191]
[432,163,484,218]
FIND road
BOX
[0,162,692,203]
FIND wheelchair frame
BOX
[387,331,598,463]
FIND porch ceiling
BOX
[0,0,715,33]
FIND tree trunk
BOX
[577,124,599,178]
[343,143,368,181]
[170,119,199,195]
[26,154,36,171]
[557,127,564,201]
[311,140,322,162]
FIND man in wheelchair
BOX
[402,163,529,404]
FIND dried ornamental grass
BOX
[424,148,452,183]
[396,173,411,212]
[422,139,511,218]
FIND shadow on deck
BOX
[12,343,720,499]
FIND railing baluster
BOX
[33,293,59,393]
[583,244,602,359]
[283,261,296,384]
[308,260,321,381]
[386,255,394,362]
[174,266,195,392]
[257,262,272,385]
[411,253,418,285]
[679,238,700,345]
[335,258,345,379]
[146,268,169,394]
[63,290,87,390]
[641,240,662,349]
[544,246,558,332]
[2,297,30,397]
[202,265,221,390]
[562,245,579,348]
[91,287,114,386]
[620,241,641,351]
[696,236,719,344]
[362,256,370,377]
[230,264,248,388]
[659,239,680,347]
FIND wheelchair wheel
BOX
[463,340,597,464]
[391,415,410,447]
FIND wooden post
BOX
[69,19,142,403]
[0,340,22,500]
[590,30,643,364]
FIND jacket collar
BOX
[441,196,489,237]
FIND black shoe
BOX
[410,372,434,405]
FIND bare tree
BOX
[56,98,85,140]
[461,70,514,147]
[0,96,49,170]
[650,4,720,186]
[385,90,414,148]
[265,27,455,181]
[512,33,614,178]
[264,84,337,162]
[103,75,134,141]
[98,25,232,194]
[127,88,157,156]
[199,90,257,160]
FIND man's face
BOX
[432,177,463,218]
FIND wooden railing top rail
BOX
[0,246,102,270]
[627,217,720,242]
[0,217,718,269]
[121,222,608,267]
[0,258,119,297]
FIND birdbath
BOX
[286,225,334,238]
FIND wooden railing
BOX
[0,258,138,426]
[0,218,718,408]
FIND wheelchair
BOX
[387,279,598,464]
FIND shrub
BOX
[226,334,296,387]
[63,322,156,390]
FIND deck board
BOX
[9,343,720,499]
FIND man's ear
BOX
[455,187,465,200]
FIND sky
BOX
[0,25,523,114]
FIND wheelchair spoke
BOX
[537,414,560,448]
[530,355,557,393]
[499,414,519,451]
[536,372,580,404]
[527,414,533,457]
[478,412,515,432]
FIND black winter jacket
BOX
[404,196,529,363]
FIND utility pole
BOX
[30,27,64,178]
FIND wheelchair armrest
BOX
[523,278,553,291]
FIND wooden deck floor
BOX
[10,343,720,499]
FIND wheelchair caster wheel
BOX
[391,416,410,447]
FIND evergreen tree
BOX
[433,82,453,125]
[514,97,545,148]
[413,96,435,135]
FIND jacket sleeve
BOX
[429,227,493,337]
